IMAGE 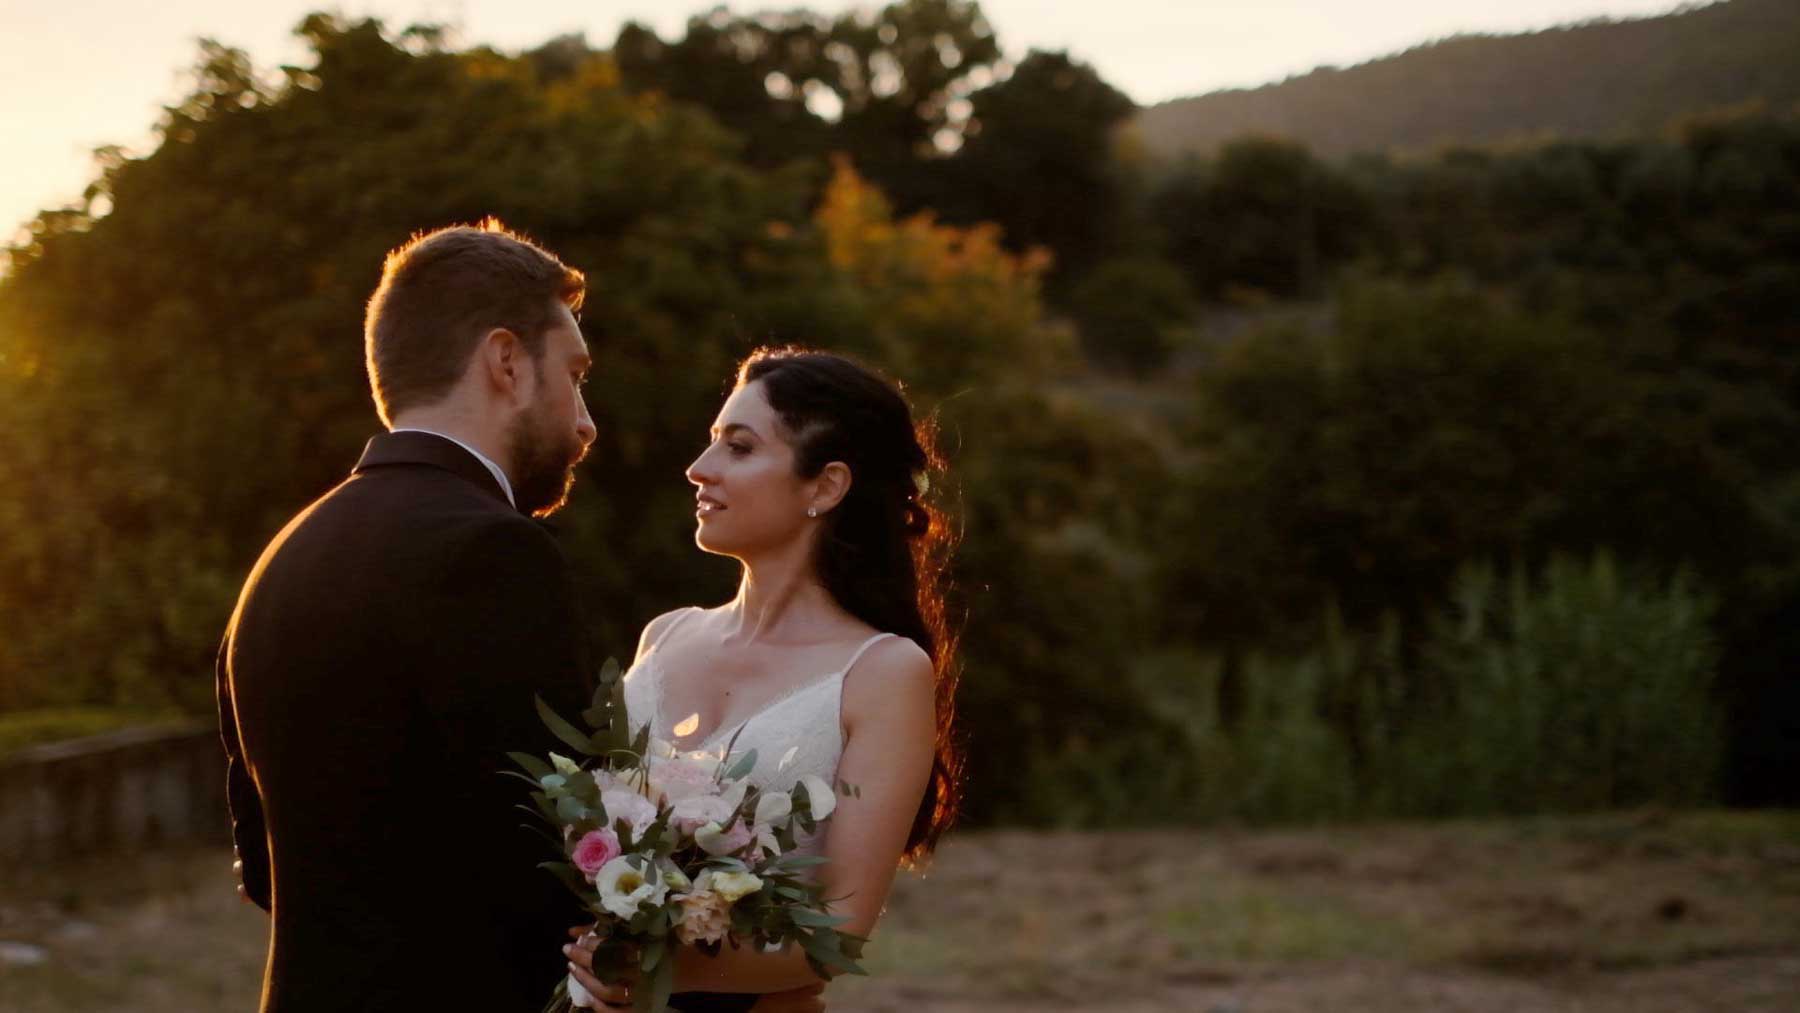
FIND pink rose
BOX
[572,829,621,880]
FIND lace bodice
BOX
[621,607,894,857]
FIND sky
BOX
[1,0,1691,242]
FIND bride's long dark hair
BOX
[737,347,963,862]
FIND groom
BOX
[217,221,599,1010]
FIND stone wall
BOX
[0,723,226,865]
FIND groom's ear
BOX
[476,327,527,398]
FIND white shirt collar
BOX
[389,428,515,507]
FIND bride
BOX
[565,347,963,1012]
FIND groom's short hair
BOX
[364,219,586,426]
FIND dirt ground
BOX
[3,810,1797,1012]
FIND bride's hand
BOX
[564,927,636,1011]
[564,927,826,1011]
[750,983,826,1011]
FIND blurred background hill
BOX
[1137,0,1800,158]
[2,0,1797,831]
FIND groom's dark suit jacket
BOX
[217,430,594,1012]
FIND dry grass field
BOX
[3,810,1797,1012]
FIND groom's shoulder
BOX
[436,510,569,578]
[295,470,565,564]
[428,514,576,600]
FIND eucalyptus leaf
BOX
[530,792,558,823]
[648,949,675,1013]
[554,795,586,824]
[841,933,868,960]
[630,720,651,759]
[507,751,554,780]
[536,694,597,756]
[800,933,865,976]
[724,748,759,782]
[789,907,846,928]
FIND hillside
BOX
[1137,0,1800,159]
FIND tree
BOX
[611,12,835,169]
[611,1,1004,210]
[932,49,1137,285]
[0,17,1156,828]
[1166,274,1767,645]
[0,15,822,709]
[1150,137,1374,301]
[1067,256,1193,375]
[809,157,1069,395]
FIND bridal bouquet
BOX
[509,659,866,1013]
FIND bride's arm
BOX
[569,637,936,996]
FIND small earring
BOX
[807,507,818,518]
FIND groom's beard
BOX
[508,401,585,517]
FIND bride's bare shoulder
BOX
[632,606,706,664]
[842,635,934,724]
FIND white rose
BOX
[708,869,764,903]
[753,791,792,828]
[593,855,669,920]
[672,792,738,830]
[591,763,640,794]
[648,754,718,805]
[799,775,836,821]
[600,790,659,837]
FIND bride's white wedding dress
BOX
[622,606,896,859]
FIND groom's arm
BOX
[431,515,595,771]
[215,633,270,912]
[429,515,597,955]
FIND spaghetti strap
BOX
[839,631,898,679]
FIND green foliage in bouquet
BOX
[506,658,865,1013]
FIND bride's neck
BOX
[726,550,831,643]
